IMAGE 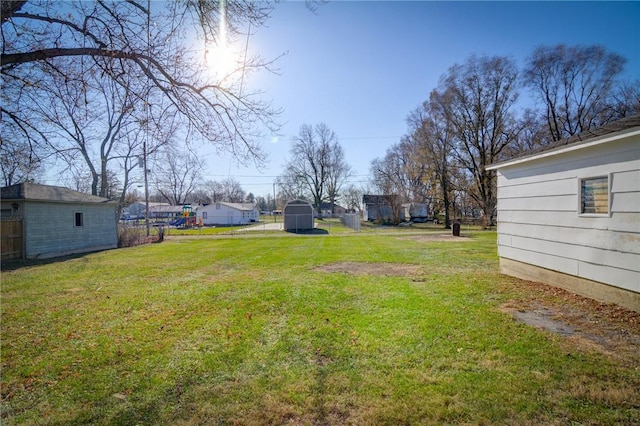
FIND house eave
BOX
[487,127,640,171]
[1,197,116,205]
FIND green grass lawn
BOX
[2,231,638,424]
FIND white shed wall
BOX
[24,201,117,259]
[495,135,640,294]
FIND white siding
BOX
[495,135,640,294]
[197,203,257,226]
[24,201,117,259]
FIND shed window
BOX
[203,212,208,219]
[580,176,609,215]
[75,212,84,227]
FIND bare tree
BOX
[342,184,365,215]
[1,0,281,175]
[523,44,626,141]
[219,178,246,203]
[188,187,213,205]
[0,134,43,186]
[440,55,521,227]
[369,133,436,223]
[193,178,247,203]
[408,93,456,228]
[609,78,640,119]
[275,173,307,202]
[284,123,350,214]
[324,141,351,214]
[204,180,225,203]
[152,148,205,205]
[501,109,552,158]
[19,61,145,198]
[398,137,433,206]
[369,148,406,225]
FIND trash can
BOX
[452,222,460,237]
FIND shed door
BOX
[1,217,23,260]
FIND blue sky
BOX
[202,1,640,199]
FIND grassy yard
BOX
[2,230,638,424]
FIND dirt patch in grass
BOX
[501,281,640,367]
[314,262,421,276]
[397,234,472,242]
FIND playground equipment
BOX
[169,205,199,228]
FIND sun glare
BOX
[206,43,235,78]
[204,0,236,79]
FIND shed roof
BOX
[150,205,184,214]
[130,201,172,208]
[363,194,398,204]
[488,114,640,170]
[537,114,640,152]
[317,202,346,210]
[233,202,257,211]
[1,182,114,204]
[200,202,256,211]
[284,199,313,207]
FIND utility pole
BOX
[273,182,276,223]
[144,0,151,237]
[143,150,150,236]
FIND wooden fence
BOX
[1,217,23,260]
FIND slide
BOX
[169,217,186,227]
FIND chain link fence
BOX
[340,213,361,232]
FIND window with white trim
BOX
[580,176,609,215]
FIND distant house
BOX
[283,199,314,231]
[150,204,184,220]
[126,201,156,218]
[125,201,183,220]
[1,183,118,260]
[407,202,429,221]
[316,202,347,217]
[363,195,390,222]
[196,202,258,226]
[363,194,405,222]
[487,115,640,311]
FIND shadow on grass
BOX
[285,228,329,235]
[1,252,93,272]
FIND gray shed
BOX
[1,183,118,260]
[283,199,314,232]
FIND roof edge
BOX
[488,126,640,171]
[1,182,115,204]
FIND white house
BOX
[196,202,258,226]
[487,115,640,311]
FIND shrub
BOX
[117,224,163,247]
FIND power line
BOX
[340,136,402,140]
[199,173,373,179]
[229,179,371,186]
